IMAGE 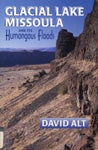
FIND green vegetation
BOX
[33,69,46,78]
[33,74,39,78]
[58,80,68,95]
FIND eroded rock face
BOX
[75,0,98,63]
[67,63,98,149]
[56,29,76,59]
[68,67,98,116]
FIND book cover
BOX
[0,0,98,150]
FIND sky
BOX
[0,0,94,49]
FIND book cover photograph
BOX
[0,0,98,149]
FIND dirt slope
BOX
[0,57,97,150]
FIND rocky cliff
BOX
[56,29,76,59]
[51,0,98,149]
[68,0,98,124]
[75,0,98,63]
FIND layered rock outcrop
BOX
[56,29,76,59]
[75,0,98,63]
[67,1,98,149]
[68,66,98,115]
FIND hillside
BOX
[0,0,98,150]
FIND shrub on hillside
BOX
[58,80,68,95]
[33,70,46,78]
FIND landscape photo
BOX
[0,0,98,150]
